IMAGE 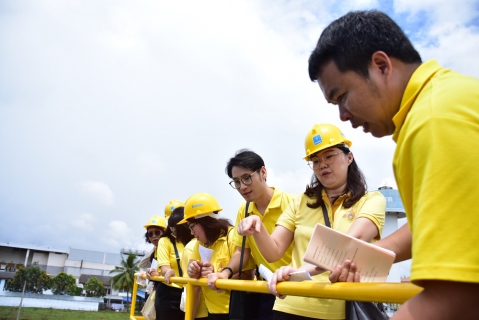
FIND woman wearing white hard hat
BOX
[179,193,255,320]
[236,124,387,320]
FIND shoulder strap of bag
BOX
[237,201,250,280]
[172,241,183,277]
[321,202,331,228]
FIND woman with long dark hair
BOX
[236,124,386,320]
[149,207,193,320]
[180,193,255,320]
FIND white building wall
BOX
[384,214,401,283]
[47,253,67,267]
[0,292,102,311]
[31,251,48,266]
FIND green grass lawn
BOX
[0,306,140,320]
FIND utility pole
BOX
[16,281,26,320]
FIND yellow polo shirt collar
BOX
[393,59,442,142]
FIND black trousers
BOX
[257,293,276,320]
[207,313,229,320]
[155,282,184,320]
[273,310,324,320]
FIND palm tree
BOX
[109,253,139,303]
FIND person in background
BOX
[307,10,479,319]
[180,192,256,320]
[150,207,193,320]
[165,199,185,219]
[207,149,294,320]
[139,215,168,269]
[237,124,386,320]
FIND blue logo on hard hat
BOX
[170,205,175,211]
[192,204,203,208]
[152,219,157,223]
[313,134,322,145]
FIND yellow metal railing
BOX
[129,274,422,320]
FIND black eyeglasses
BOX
[229,170,258,189]
[147,230,162,237]
[188,223,197,232]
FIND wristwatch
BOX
[221,267,234,279]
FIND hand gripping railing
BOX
[130,273,422,320]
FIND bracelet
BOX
[221,267,234,279]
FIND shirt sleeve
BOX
[276,195,301,232]
[156,238,172,268]
[355,191,386,239]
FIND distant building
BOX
[376,186,407,282]
[0,242,147,305]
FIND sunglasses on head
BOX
[147,230,162,237]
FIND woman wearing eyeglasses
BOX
[237,124,386,320]
[179,192,255,320]
[151,207,193,320]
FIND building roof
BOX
[0,241,69,254]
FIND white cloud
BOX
[137,152,165,176]
[267,167,312,195]
[101,220,134,249]
[71,213,95,232]
[80,181,115,205]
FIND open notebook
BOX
[303,223,396,282]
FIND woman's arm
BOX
[346,217,379,242]
[161,265,176,284]
[237,215,294,262]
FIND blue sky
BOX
[1,1,478,277]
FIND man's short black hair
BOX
[225,149,265,178]
[308,10,422,80]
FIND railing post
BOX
[184,282,195,320]
[130,280,139,318]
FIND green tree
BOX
[109,253,139,302]
[69,285,83,296]
[6,266,50,294]
[50,272,78,295]
[84,277,106,297]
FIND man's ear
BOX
[261,166,267,181]
[371,51,392,74]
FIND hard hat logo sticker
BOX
[192,204,203,208]
[313,134,322,146]
[170,205,175,211]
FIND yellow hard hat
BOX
[178,193,223,225]
[164,199,185,219]
[143,215,167,229]
[304,124,352,160]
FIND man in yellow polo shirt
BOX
[207,149,294,320]
[307,10,479,319]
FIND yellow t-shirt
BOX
[190,227,256,314]
[274,191,386,319]
[231,187,294,272]
[393,59,479,284]
[181,239,208,319]
[156,237,185,289]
